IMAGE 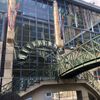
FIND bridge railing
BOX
[0,76,57,94]
[58,35,100,75]
[77,71,100,93]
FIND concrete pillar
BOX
[2,0,16,87]
[53,0,63,48]
[82,89,89,100]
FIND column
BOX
[53,0,63,48]
[82,89,89,100]
[2,0,17,88]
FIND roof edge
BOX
[66,0,100,13]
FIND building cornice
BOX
[66,0,100,13]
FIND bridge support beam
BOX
[20,80,100,100]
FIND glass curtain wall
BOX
[0,0,7,41]
[13,0,58,91]
[13,0,100,91]
[0,0,8,12]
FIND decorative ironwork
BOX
[77,71,100,93]
[58,35,100,77]
[13,40,58,92]
[15,40,57,60]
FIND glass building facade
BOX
[13,0,59,91]
[0,0,100,91]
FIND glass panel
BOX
[49,6,54,20]
[37,27,43,33]
[37,1,49,20]
[0,0,7,12]
[15,23,22,42]
[23,0,36,17]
